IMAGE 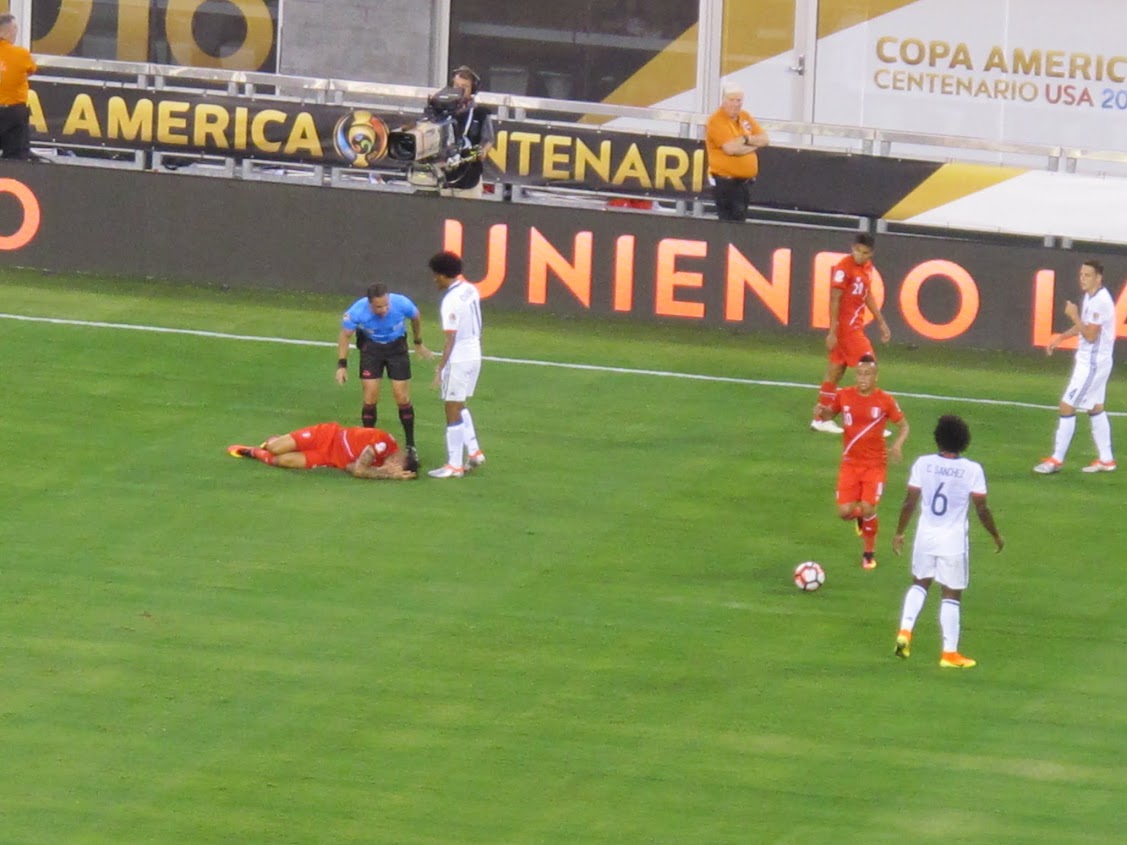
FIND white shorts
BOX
[1062,358,1111,411]
[440,359,481,402]
[911,551,969,590]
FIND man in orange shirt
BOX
[227,423,417,479]
[704,84,769,222]
[0,15,36,160]
[810,233,892,433]
[817,356,909,570]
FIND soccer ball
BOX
[793,561,825,592]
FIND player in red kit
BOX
[227,423,416,479]
[817,356,909,569]
[810,234,892,434]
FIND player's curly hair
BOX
[428,251,463,277]
[934,414,971,454]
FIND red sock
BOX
[861,514,879,553]
[816,381,837,410]
[252,448,278,465]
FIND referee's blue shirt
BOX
[342,294,419,343]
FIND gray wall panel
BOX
[278,0,436,85]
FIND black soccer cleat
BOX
[404,446,420,474]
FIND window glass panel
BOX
[31,0,279,72]
[721,0,795,75]
[449,0,697,105]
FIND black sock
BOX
[398,403,415,448]
[362,404,376,428]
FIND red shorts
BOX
[288,422,347,469]
[830,330,875,368]
[836,462,887,506]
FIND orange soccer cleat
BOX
[939,651,977,669]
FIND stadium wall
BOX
[0,161,1123,355]
[277,0,434,85]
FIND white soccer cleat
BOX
[1081,459,1117,473]
[1032,457,1062,474]
[427,464,464,479]
[809,419,844,434]
[466,450,486,468]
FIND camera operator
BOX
[440,66,495,199]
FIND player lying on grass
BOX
[227,422,417,479]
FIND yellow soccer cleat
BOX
[939,651,977,669]
[894,630,912,659]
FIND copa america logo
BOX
[333,110,389,168]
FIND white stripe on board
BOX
[0,311,1114,414]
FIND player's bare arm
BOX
[891,486,921,555]
[815,397,840,421]
[1047,322,1081,355]
[1066,303,1102,343]
[865,292,892,343]
[335,328,354,383]
[826,288,842,351]
[888,417,909,463]
[432,330,457,388]
[1050,300,1100,349]
[971,494,1004,552]
[410,315,435,360]
[347,445,416,480]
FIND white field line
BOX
[1,312,1117,415]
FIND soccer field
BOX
[1,270,1124,845]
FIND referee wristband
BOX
[337,358,347,368]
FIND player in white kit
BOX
[426,251,485,478]
[891,415,1005,669]
[1034,259,1117,474]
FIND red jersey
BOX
[829,387,903,466]
[831,254,875,334]
[290,423,399,469]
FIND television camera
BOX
[387,86,481,189]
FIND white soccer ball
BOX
[793,561,826,592]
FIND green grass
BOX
[1,269,1124,844]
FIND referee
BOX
[336,283,434,468]
[0,14,37,160]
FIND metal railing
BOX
[31,55,1127,240]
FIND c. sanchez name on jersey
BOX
[906,454,987,556]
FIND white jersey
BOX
[439,279,483,364]
[1075,287,1115,370]
[907,454,988,557]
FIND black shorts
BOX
[358,335,411,381]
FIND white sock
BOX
[461,408,480,455]
[445,421,465,468]
[899,584,928,632]
[940,599,961,653]
[1052,414,1076,462]
[1090,411,1114,463]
